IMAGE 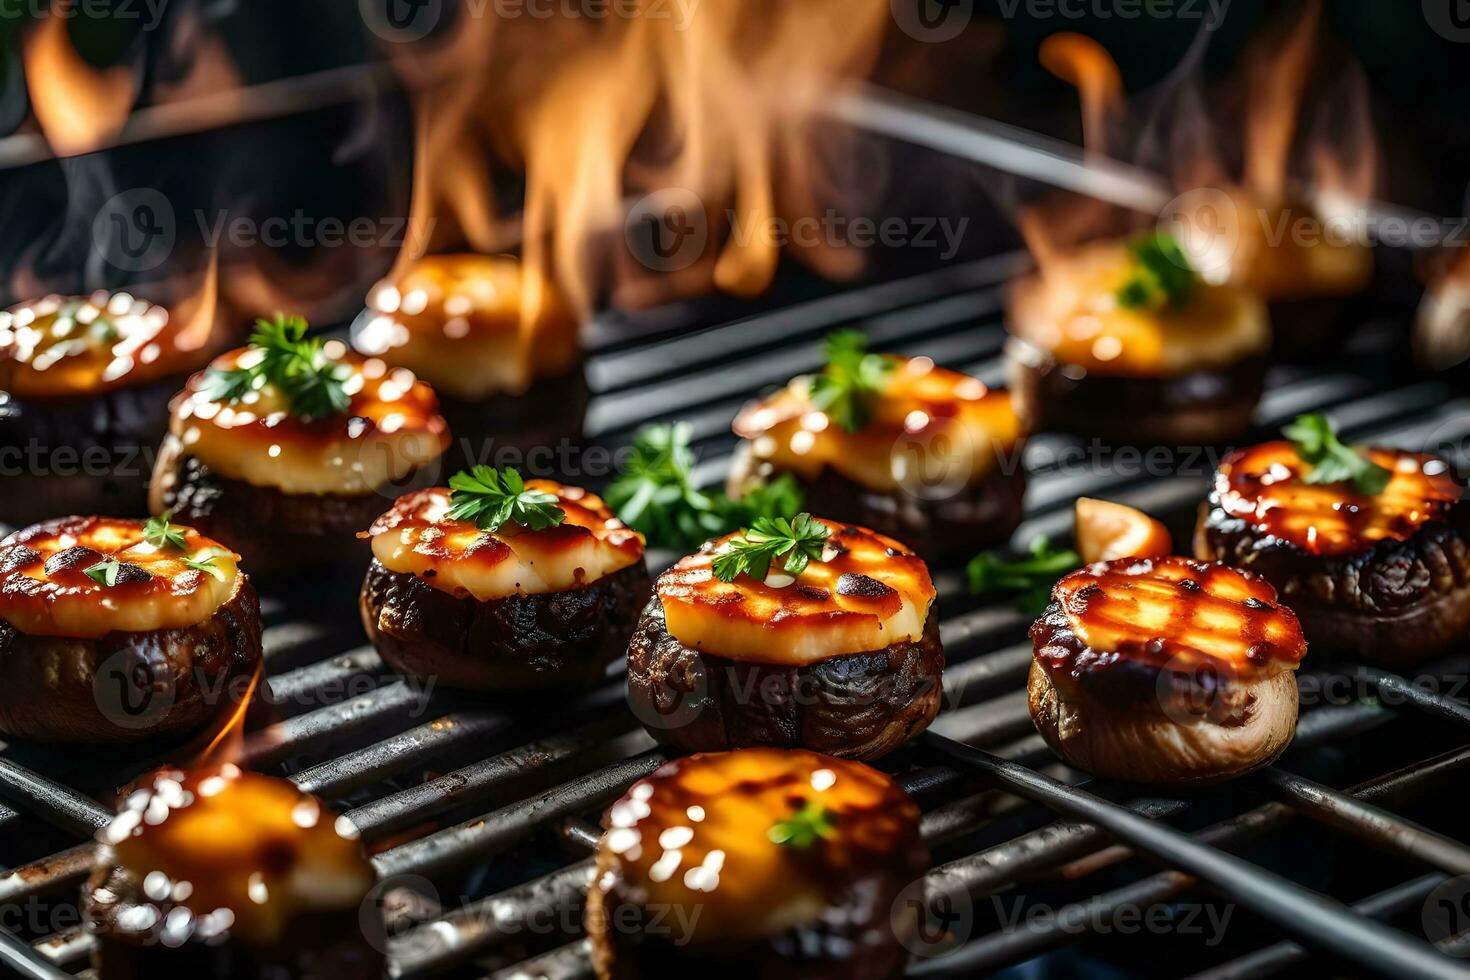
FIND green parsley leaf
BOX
[808,329,894,433]
[1283,413,1392,496]
[202,314,351,423]
[182,549,231,582]
[143,512,189,551]
[447,466,566,533]
[967,535,1081,614]
[712,513,831,583]
[1115,232,1198,312]
[84,559,122,587]
[768,802,835,848]
[607,424,805,551]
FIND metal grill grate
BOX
[1,253,1470,979]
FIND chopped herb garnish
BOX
[447,466,566,533]
[967,535,1081,614]
[1115,232,1198,312]
[768,802,835,848]
[142,512,189,551]
[201,314,351,423]
[712,513,831,583]
[606,423,804,551]
[808,329,894,433]
[84,559,122,587]
[1284,413,1393,496]
[182,548,231,582]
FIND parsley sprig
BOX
[202,315,351,423]
[1284,413,1392,496]
[447,466,566,533]
[607,423,804,551]
[183,548,231,582]
[712,513,831,584]
[1116,232,1198,312]
[142,512,189,551]
[967,535,1081,614]
[768,802,835,848]
[84,558,122,587]
[809,330,894,433]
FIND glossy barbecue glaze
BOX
[1007,239,1270,377]
[588,749,926,979]
[0,292,195,398]
[732,356,1021,494]
[85,765,380,973]
[354,253,580,399]
[366,483,644,598]
[1033,556,1307,685]
[158,344,450,497]
[1209,441,1461,557]
[657,521,935,664]
[0,517,239,638]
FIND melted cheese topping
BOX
[353,254,581,399]
[594,749,921,944]
[1007,239,1270,376]
[98,765,375,950]
[367,483,644,598]
[0,516,240,638]
[1045,557,1306,681]
[733,357,1021,494]
[166,343,450,496]
[657,521,936,665]
[1214,441,1462,557]
[1216,194,1374,303]
[0,292,199,398]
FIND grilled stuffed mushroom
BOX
[150,317,450,574]
[1196,432,1469,668]
[1006,233,1270,446]
[627,516,943,760]
[353,254,587,472]
[360,471,649,692]
[1029,556,1306,784]
[728,333,1025,565]
[0,292,213,524]
[587,749,927,980]
[0,516,260,744]
[84,764,381,979]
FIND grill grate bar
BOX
[917,732,1470,978]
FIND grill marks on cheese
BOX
[1214,442,1462,557]
[1007,239,1270,376]
[733,356,1020,494]
[657,521,935,664]
[594,749,920,945]
[354,254,580,399]
[99,765,374,950]
[0,516,239,638]
[368,483,644,599]
[168,345,449,496]
[1037,557,1306,683]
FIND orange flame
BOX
[380,1,889,325]
[1039,34,1123,158]
[198,658,262,766]
[21,2,139,157]
[168,250,220,353]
